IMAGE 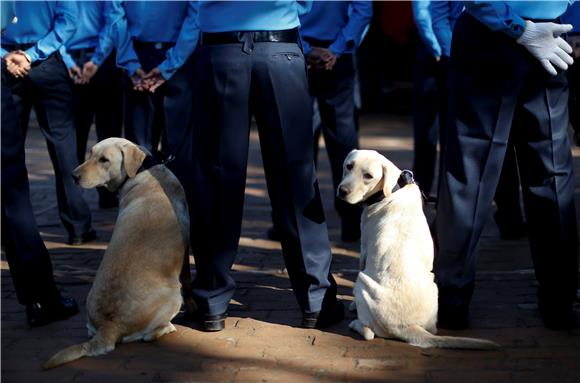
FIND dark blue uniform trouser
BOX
[71,50,123,164]
[1,62,59,305]
[435,14,579,311]
[309,53,362,231]
[190,37,337,316]
[412,39,443,196]
[2,50,92,238]
[413,38,524,224]
[123,42,195,194]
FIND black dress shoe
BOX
[302,301,345,329]
[26,296,79,327]
[196,312,227,332]
[68,229,97,245]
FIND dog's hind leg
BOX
[349,319,375,340]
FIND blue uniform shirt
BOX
[464,1,573,39]
[299,1,372,56]
[58,1,116,69]
[111,1,199,80]
[1,1,16,33]
[431,1,463,58]
[0,1,77,63]
[197,1,311,33]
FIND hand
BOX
[566,35,580,59]
[4,51,31,78]
[307,47,337,71]
[67,65,83,84]
[81,60,99,83]
[517,21,574,75]
[130,68,148,91]
[142,67,166,93]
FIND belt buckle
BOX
[154,42,163,50]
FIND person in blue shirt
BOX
[189,0,343,332]
[413,1,526,240]
[1,1,95,246]
[1,1,80,327]
[111,1,199,195]
[435,1,578,330]
[59,1,124,209]
[298,1,372,243]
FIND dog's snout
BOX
[338,185,350,198]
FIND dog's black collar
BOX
[117,155,160,191]
[365,170,415,206]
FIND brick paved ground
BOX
[2,113,580,383]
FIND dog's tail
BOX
[396,324,500,350]
[356,273,499,350]
[42,322,120,370]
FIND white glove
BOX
[517,20,574,76]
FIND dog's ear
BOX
[381,158,401,197]
[121,143,146,178]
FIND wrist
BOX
[22,52,32,64]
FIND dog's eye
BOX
[363,173,373,180]
[99,157,109,163]
[346,163,354,171]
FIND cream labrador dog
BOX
[44,138,193,369]
[338,149,498,350]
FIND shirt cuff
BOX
[329,39,354,58]
[24,47,39,63]
[62,54,77,70]
[90,53,104,67]
[504,16,526,39]
[1,48,8,58]
[158,61,174,81]
[126,61,141,76]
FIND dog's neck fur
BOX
[115,155,160,192]
[365,166,415,207]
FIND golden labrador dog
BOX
[338,149,499,350]
[43,138,193,369]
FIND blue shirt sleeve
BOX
[412,0,442,58]
[328,1,373,57]
[111,1,141,75]
[24,1,78,63]
[431,1,462,58]
[463,1,526,39]
[90,2,117,67]
[58,45,77,69]
[158,1,200,80]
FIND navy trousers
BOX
[412,40,442,197]
[71,51,123,164]
[435,14,578,310]
[309,53,362,231]
[2,50,92,238]
[123,43,195,193]
[190,37,337,316]
[1,62,59,305]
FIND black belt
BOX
[1,42,35,51]
[201,28,298,45]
